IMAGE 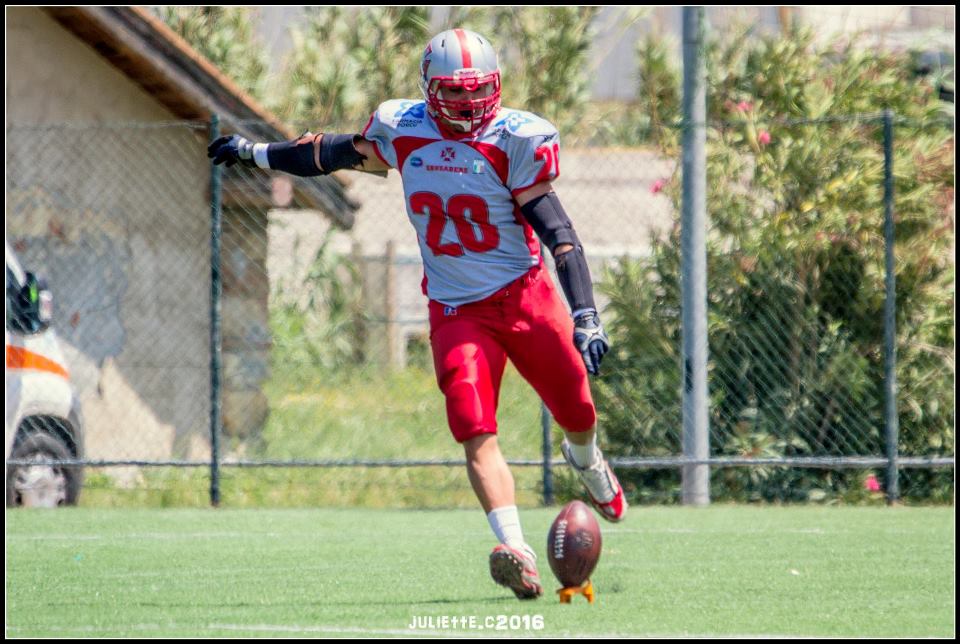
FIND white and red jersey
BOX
[362,99,561,307]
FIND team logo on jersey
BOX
[494,111,534,133]
[440,147,456,162]
[410,157,424,167]
[394,101,426,120]
[443,306,458,316]
[472,159,485,174]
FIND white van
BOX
[5,242,84,506]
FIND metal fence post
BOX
[882,109,900,504]
[541,402,554,506]
[681,6,710,505]
[209,114,223,507]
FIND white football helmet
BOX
[419,29,502,135]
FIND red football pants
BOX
[428,265,597,443]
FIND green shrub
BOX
[270,233,364,375]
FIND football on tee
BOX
[547,500,602,587]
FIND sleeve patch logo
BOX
[494,111,534,133]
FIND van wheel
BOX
[6,432,82,507]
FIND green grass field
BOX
[6,506,954,638]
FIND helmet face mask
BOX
[420,29,502,135]
[428,71,501,133]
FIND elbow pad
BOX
[262,133,367,177]
[518,192,578,254]
[318,134,367,173]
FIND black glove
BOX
[573,309,610,376]
[207,134,257,168]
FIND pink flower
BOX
[758,130,772,145]
[865,475,881,492]
[651,179,667,194]
[737,101,753,112]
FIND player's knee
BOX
[453,424,497,445]
[445,379,483,419]
[554,401,596,433]
[462,433,498,460]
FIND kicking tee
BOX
[362,99,561,307]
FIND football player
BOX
[208,28,627,600]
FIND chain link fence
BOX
[5,115,954,508]
[6,123,213,484]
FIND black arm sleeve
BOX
[519,192,596,314]
[554,246,596,314]
[266,133,367,177]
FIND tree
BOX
[276,7,430,130]
[483,7,600,135]
[594,27,954,503]
[158,7,269,102]
[276,7,601,138]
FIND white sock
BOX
[566,434,600,468]
[487,505,526,550]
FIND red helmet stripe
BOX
[454,29,472,68]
